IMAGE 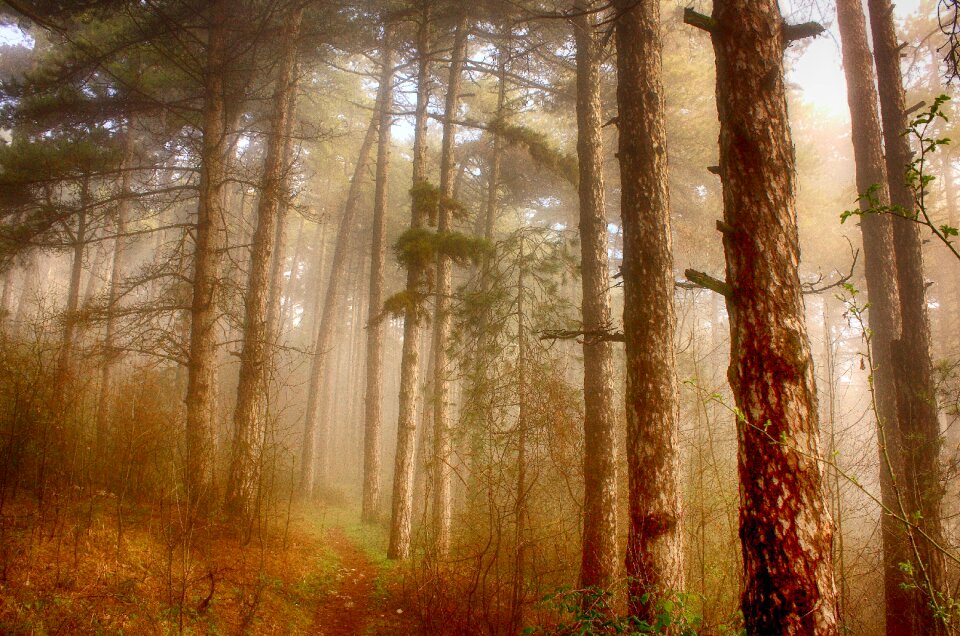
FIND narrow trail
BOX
[311,526,380,635]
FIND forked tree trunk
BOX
[185,0,231,507]
[573,0,618,592]
[701,2,839,632]
[388,2,432,560]
[361,22,396,523]
[612,0,684,619]
[835,1,914,632]
[225,6,302,520]
[867,1,949,630]
[300,102,379,497]
[429,12,469,559]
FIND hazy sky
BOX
[789,0,928,117]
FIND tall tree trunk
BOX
[299,102,379,497]
[225,6,302,520]
[613,0,683,619]
[388,2,432,560]
[868,1,949,629]
[430,12,469,560]
[96,130,134,463]
[835,1,914,632]
[361,22,396,523]
[185,0,231,507]
[432,12,469,558]
[573,0,618,592]
[702,2,839,632]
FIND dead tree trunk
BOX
[361,22,396,523]
[185,0,231,508]
[225,6,302,520]
[429,12,469,559]
[688,2,840,633]
[612,0,684,619]
[388,2,432,560]
[573,0,618,592]
[868,1,949,629]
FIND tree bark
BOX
[429,11,469,560]
[613,0,684,619]
[184,0,230,508]
[225,6,302,520]
[388,2,432,560]
[704,1,840,633]
[573,0,618,592]
[299,98,379,497]
[835,1,914,632]
[868,1,949,630]
[361,22,396,523]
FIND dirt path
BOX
[311,526,379,635]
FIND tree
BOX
[361,19,397,523]
[686,2,839,632]
[300,90,380,498]
[184,0,232,508]
[429,9,469,559]
[388,0,432,560]
[572,0,618,593]
[868,0,949,629]
[834,1,916,632]
[613,0,684,619]
[225,4,303,521]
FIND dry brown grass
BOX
[0,493,347,634]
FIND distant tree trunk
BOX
[612,0,683,619]
[361,22,396,523]
[185,0,231,507]
[388,2,432,560]
[56,183,88,396]
[834,1,913,632]
[868,1,949,629]
[430,11,468,560]
[226,6,302,520]
[299,103,379,497]
[705,2,839,632]
[573,0,618,592]
[96,130,134,462]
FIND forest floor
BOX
[0,492,415,634]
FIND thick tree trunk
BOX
[225,7,302,520]
[867,1,949,630]
[612,0,684,619]
[706,2,839,633]
[573,0,618,592]
[429,13,469,559]
[388,3,432,560]
[299,102,379,497]
[185,0,230,507]
[361,23,396,523]
[834,1,916,632]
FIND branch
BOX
[783,21,826,42]
[683,8,716,34]
[801,245,860,295]
[684,268,731,297]
[540,328,624,344]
